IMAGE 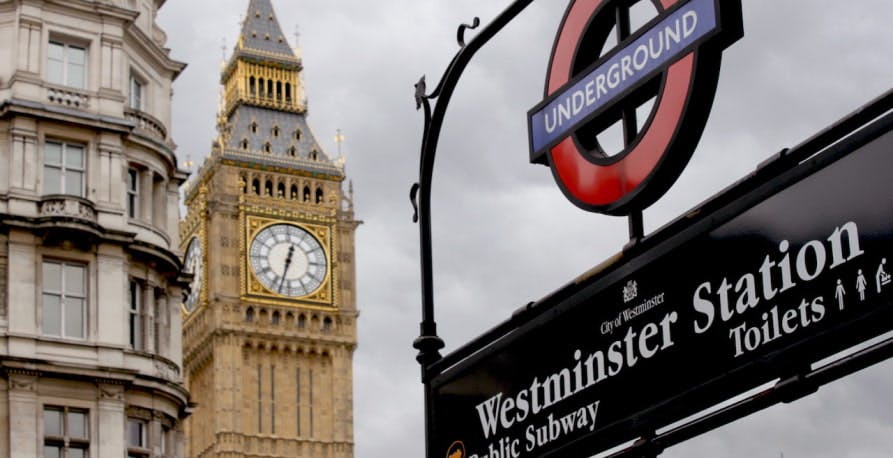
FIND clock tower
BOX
[180,1,359,456]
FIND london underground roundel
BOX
[528,0,743,215]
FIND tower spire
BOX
[236,0,297,59]
[213,0,340,176]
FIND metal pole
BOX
[410,1,535,456]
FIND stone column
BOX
[9,127,37,192]
[141,169,153,222]
[0,233,8,322]
[212,332,243,452]
[331,345,354,446]
[153,176,166,229]
[167,286,183,370]
[143,282,155,353]
[96,138,123,214]
[95,382,125,458]
[155,292,169,359]
[7,371,39,457]
[16,17,41,74]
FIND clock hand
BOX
[278,245,295,293]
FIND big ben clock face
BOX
[182,236,203,312]
[249,223,328,297]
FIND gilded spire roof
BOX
[237,0,298,62]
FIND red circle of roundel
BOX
[544,0,735,215]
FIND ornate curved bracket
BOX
[457,17,481,47]
[410,1,535,375]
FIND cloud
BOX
[157,1,893,456]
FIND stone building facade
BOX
[0,0,190,457]
[180,0,359,457]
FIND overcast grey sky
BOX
[158,1,893,456]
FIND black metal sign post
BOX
[411,2,535,457]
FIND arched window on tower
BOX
[297,314,306,329]
[309,149,318,161]
[258,78,265,97]
[315,187,323,204]
[272,126,280,138]
[267,80,273,98]
[290,184,298,200]
[303,186,311,202]
[285,83,292,103]
[250,122,258,134]
[252,178,260,195]
[323,317,333,333]
[249,76,256,96]
[246,307,255,322]
[240,138,249,150]
[263,142,271,154]
[294,129,302,141]
[276,81,282,102]
[287,146,296,157]
[265,180,273,196]
[277,182,285,198]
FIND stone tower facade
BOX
[0,0,190,457]
[180,1,359,456]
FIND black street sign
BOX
[431,102,893,458]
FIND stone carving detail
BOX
[47,87,90,108]
[154,359,177,381]
[39,197,97,222]
[98,383,125,402]
[9,373,37,392]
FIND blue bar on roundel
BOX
[528,0,718,158]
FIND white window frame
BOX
[43,141,86,198]
[129,75,145,111]
[126,418,149,458]
[42,260,87,340]
[47,40,87,89]
[127,168,140,218]
[129,280,143,350]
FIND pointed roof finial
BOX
[335,129,345,158]
[235,0,296,59]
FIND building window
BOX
[272,125,280,137]
[43,141,85,197]
[129,76,144,110]
[48,41,86,89]
[127,418,149,458]
[127,168,139,218]
[250,121,258,134]
[44,406,89,458]
[42,260,86,339]
[161,426,169,456]
[129,280,143,350]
